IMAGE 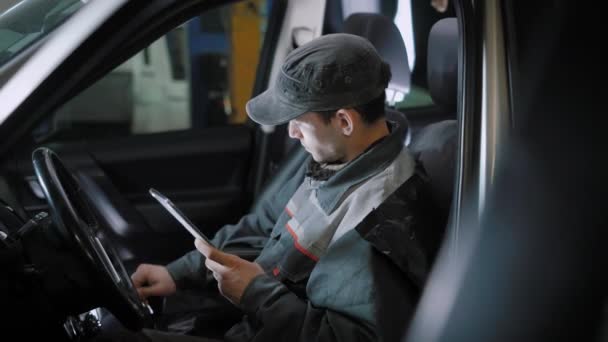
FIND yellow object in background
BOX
[229,0,265,124]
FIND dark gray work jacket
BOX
[167,122,442,342]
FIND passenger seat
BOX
[409,18,459,224]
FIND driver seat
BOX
[409,17,459,226]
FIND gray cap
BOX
[246,33,391,125]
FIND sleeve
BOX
[166,158,308,291]
[238,274,377,342]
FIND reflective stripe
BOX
[285,223,319,261]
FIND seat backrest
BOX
[409,120,457,214]
[409,18,459,220]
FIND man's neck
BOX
[343,120,390,162]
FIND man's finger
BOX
[205,256,230,274]
[130,268,147,287]
[194,239,216,258]
[131,273,144,287]
[194,239,236,266]
[137,286,155,300]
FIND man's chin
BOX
[310,154,326,163]
[311,154,341,164]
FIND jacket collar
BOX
[311,120,407,214]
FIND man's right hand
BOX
[131,264,177,300]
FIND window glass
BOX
[394,0,415,72]
[392,0,434,109]
[34,0,268,142]
[0,0,86,68]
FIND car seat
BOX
[409,18,459,225]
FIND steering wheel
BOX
[32,147,151,330]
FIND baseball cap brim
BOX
[246,87,309,126]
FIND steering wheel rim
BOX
[32,147,150,330]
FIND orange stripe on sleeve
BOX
[285,223,319,262]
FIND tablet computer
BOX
[149,188,215,247]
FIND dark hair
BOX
[315,92,386,125]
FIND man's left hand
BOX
[195,239,264,304]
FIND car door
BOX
[0,0,287,270]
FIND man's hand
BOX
[131,264,177,300]
[195,239,264,305]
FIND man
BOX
[129,33,440,341]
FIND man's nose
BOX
[288,121,302,139]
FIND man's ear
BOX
[335,109,355,136]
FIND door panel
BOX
[1,0,283,272]
[13,125,252,269]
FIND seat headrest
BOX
[427,18,458,110]
[343,13,411,105]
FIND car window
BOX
[32,1,269,142]
[0,0,87,68]
[390,0,434,110]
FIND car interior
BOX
[0,0,463,340]
[141,9,460,338]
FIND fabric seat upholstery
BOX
[409,18,459,221]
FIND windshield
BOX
[0,0,87,68]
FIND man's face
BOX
[288,112,345,163]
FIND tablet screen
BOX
[149,188,214,247]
